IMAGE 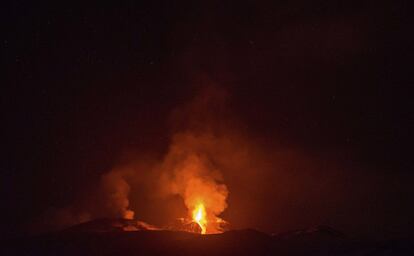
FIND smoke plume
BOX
[158,132,229,233]
[42,85,233,233]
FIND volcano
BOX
[1,219,412,255]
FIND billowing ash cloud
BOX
[40,85,235,232]
[158,132,229,233]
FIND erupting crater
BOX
[192,203,207,234]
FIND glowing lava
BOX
[192,203,207,234]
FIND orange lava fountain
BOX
[192,203,207,234]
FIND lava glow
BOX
[192,203,207,234]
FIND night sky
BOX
[2,1,412,239]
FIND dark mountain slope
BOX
[1,219,412,255]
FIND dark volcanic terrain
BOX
[1,219,412,255]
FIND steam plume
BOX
[100,171,134,219]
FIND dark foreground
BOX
[2,219,413,255]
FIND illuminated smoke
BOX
[42,86,232,233]
[104,85,231,233]
[159,132,229,233]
